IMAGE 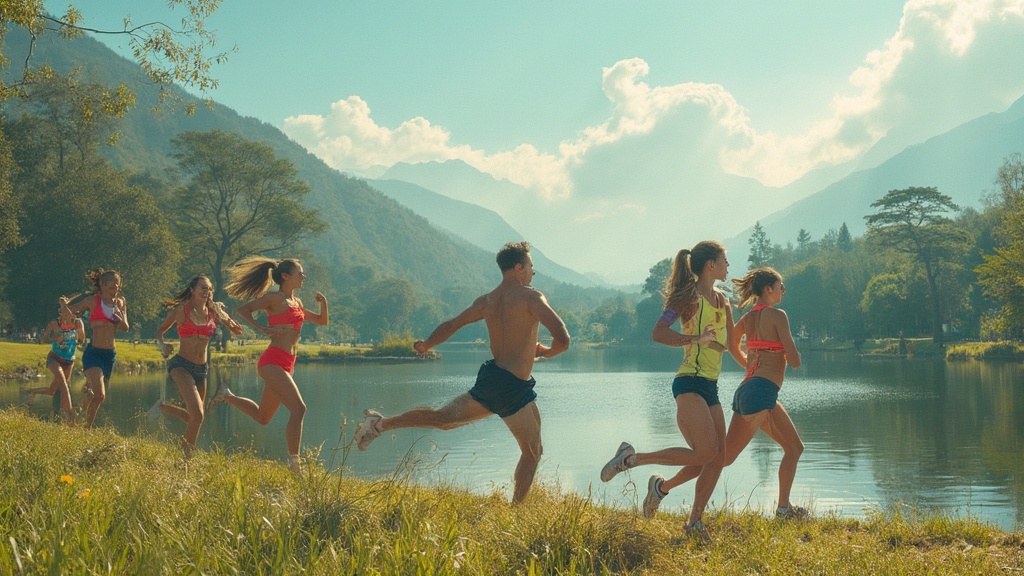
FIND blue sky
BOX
[73,1,1024,280]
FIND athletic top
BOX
[665,292,729,380]
[267,301,304,332]
[744,303,785,380]
[745,304,785,353]
[89,294,121,325]
[50,321,79,361]
[178,303,217,339]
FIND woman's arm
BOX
[302,292,329,326]
[40,321,58,344]
[155,307,179,358]
[651,308,717,347]
[724,302,748,369]
[75,319,86,344]
[774,310,801,368]
[234,293,278,336]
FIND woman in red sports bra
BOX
[210,257,328,473]
[648,267,807,520]
[151,275,243,457]
[62,268,130,428]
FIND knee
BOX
[787,440,805,459]
[692,442,720,467]
[190,407,205,425]
[293,401,307,420]
[522,440,543,461]
[91,390,106,404]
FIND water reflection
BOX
[3,348,1022,530]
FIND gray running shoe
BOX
[775,505,809,520]
[685,519,711,544]
[642,475,666,518]
[146,399,163,421]
[355,409,384,451]
[207,387,233,408]
[600,441,635,482]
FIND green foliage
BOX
[642,257,671,297]
[946,340,1024,360]
[865,186,974,344]
[366,332,418,357]
[976,154,1024,338]
[0,125,18,255]
[748,221,773,268]
[169,129,326,302]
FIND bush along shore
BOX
[1,409,1022,574]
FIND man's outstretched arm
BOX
[414,296,486,354]
[531,292,570,359]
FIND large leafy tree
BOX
[976,154,1024,338]
[169,130,326,303]
[0,0,230,112]
[748,221,773,268]
[865,186,973,345]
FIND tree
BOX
[0,126,18,255]
[976,154,1024,337]
[0,1,231,112]
[358,278,418,342]
[642,257,671,297]
[748,221,772,268]
[837,223,853,253]
[865,187,973,345]
[169,130,326,304]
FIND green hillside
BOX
[2,27,498,304]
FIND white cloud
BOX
[284,0,1024,197]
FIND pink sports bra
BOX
[267,301,304,332]
[89,294,121,325]
[178,303,217,339]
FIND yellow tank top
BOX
[676,292,728,380]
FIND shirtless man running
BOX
[354,241,570,504]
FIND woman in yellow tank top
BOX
[599,240,745,541]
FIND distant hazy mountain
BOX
[726,94,1024,258]
[368,179,599,287]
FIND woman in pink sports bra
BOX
[62,268,129,428]
[151,275,243,457]
[210,257,328,473]
[646,267,806,520]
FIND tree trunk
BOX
[923,259,944,345]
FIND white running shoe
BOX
[642,475,666,518]
[600,441,636,482]
[207,387,233,408]
[354,409,384,451]
[146,399,164,421]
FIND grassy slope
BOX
[0,410,1021,575]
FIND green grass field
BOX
[0,409,1021,574]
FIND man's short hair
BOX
[496,241,531,271]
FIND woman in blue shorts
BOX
[599,240,744,541]
[642,266,806,521]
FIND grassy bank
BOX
[0,340,389,381]
[1,410,1021,574]
[946,341,1024,361]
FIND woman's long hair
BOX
[661,240,725,321]
[732,267,782,309]
[224,257,301,301]
[163,274,231,323]
[84,268,121,294]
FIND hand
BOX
[413,340,429,354]
[696,325,717,344]
[314,292,326,304]
[227,320,244,336]
[113,296,127,313]
[161,343,173,359]
[535,342,548,359]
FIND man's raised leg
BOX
[356,393,491,450]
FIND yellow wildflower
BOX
[60,475,73,485]
[76,488,90,498]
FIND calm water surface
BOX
[7,348,1024,530]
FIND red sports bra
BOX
[89,294,121,324]
[744,304,785,380]
[178,303,217,339]
[267,301,304,332]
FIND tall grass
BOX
[0,408,1021,574]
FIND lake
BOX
[6,347,1024,531]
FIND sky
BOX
[74,1,1024,283]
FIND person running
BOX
[150,275,243,457]
[209,257,328,473]
[599,240,743,541]
[641,267,806,520]
[63,269,129,428]
[353,241,570,505]
[23,298,86,423]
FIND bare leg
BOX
[759,403,804,509]
[686,404,726,526]
[662,410,761,493]
[161,369,206,457]
[379,393,492,432]
[82,367,106,428]
[502,402,542,504]
[631,393,719,467]
[26,362,66,399]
